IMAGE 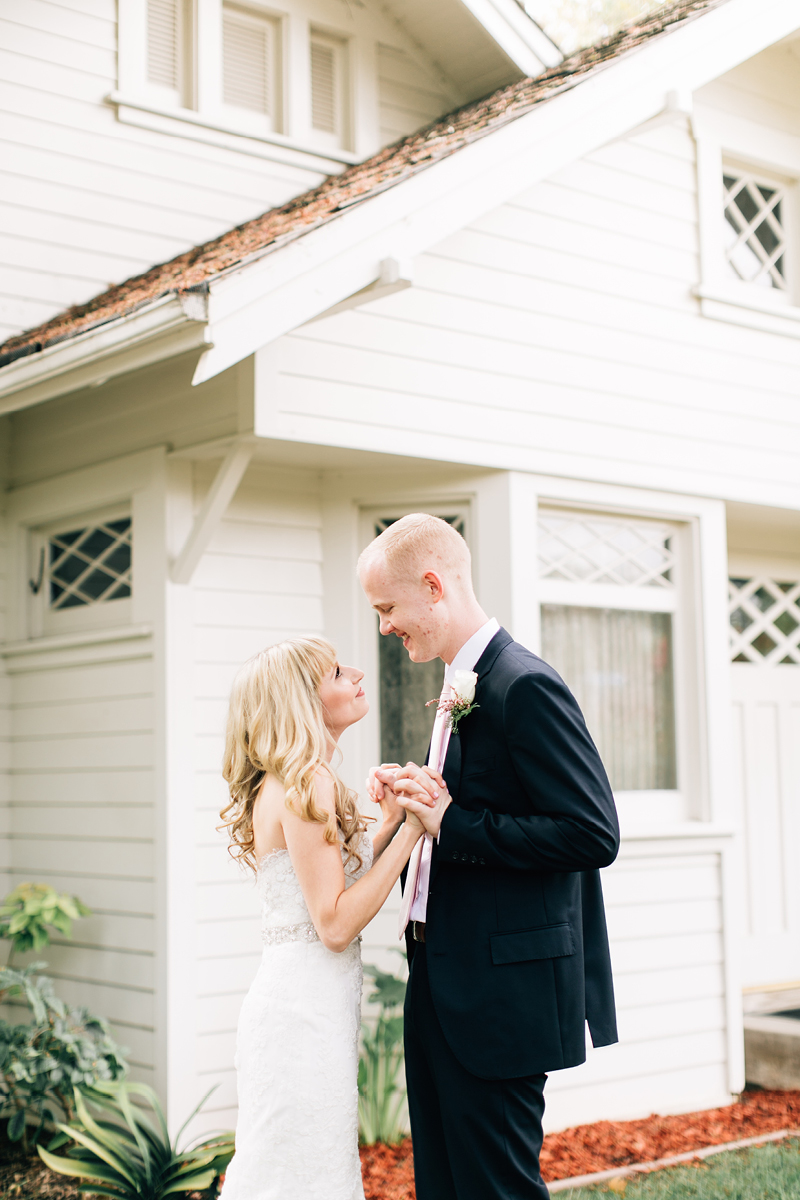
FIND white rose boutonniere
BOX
[426,670,479,735]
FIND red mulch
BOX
[359,1089,800,1197]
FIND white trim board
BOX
[2,0,800,411]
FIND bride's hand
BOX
[366,762,401,805]
[403,806,427,834]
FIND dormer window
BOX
[723,168,787,292]
[121,1,360,160]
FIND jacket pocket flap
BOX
[490,923,575,965]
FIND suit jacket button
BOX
[451,851,459,860]
[461,854,468,862]
[479,858,486,865]
[470,856,477,864]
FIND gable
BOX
[3,0,800,412]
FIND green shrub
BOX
[0,965,127,1149]
[0,884,91,961]
[358,960,407,1145]
[39,1081,235,1200]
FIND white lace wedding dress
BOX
[220,834,373,1200]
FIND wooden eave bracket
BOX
[170,438,255,584]
[303,258,413,325]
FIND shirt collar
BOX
[445,617,500,683]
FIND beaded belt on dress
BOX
[262,921,320,946]
[261,922,362,947]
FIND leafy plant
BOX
[38,1081,235,1200]
[358,958,407,1145]
[0,964,127,1149]
[0,884,91,962]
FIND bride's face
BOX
[318,661,369,740]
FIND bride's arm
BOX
[369,763,405,861]
[283,773,425,953]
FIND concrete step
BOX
[744,1012,800,1089]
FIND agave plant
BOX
[38,1081,234,1200]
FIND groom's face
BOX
[360,559,444,664]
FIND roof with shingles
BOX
[0,0,726,369]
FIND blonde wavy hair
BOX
[220,636,369,873]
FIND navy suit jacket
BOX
[405,627,620,1080]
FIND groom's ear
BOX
[422,571,445,602]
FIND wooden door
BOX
[729,575,800,988]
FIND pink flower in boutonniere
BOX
[426,670,479,735]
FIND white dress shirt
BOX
[407,617,500,924]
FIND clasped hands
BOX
[367,762,452,839]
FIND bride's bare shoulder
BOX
[252,774,289,855]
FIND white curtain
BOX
[541,605,677,791]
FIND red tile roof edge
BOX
[0,0,727,370]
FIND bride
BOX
[218,637,444,1200]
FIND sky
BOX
[523,0,669,55]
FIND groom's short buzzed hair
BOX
[358,513,472,582]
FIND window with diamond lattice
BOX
[48,519,132,610]
[539,510,674,588]
[723,170,788,292]
[729,577,800,665]
[538,510,678,792]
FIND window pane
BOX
[47,518,132,610]
[379,627,440,768]
[375,514,464,767]
[728,576,800,664]
[541,605,677,791]
[723,170,787,291]
[538,510,674,588]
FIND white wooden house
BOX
[1,0,799,1140]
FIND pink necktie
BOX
[398,682,451,938]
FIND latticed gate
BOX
[729,574,800,987]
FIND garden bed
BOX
[3,1089,799,1199]
[358,1088,800,1197]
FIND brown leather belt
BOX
[412,920,426,943]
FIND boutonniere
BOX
[427,670,479,735]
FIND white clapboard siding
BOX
[265,121,800,506]
[696,40,800,136]
[6,356,242,488]
[7,644,157,1074]
[377,43,452,144]
[539,851,729,1129]
[189,465,324,1120]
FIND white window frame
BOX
[114,0,372,166]
[694,109,800,339]
[28,505,134,639]
[537,503,696,827]
[5,450,164,646]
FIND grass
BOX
[563,1137,800,1198]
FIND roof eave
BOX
[457,0,563,75]
[0,293,210,415]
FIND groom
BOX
[360,513,620,1200]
